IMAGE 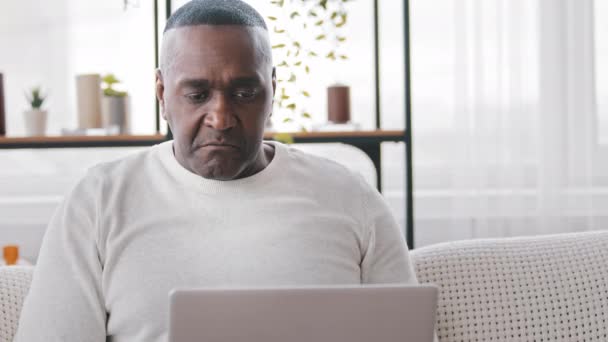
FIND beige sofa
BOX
[2,231,607,341]
[0,266,32,342]
[411,230,608,342]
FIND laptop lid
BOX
[169,284,437,342]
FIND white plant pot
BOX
[23,109,47,136]
[101,96,129,134]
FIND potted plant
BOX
[23,87,48,136]
[101,74,129,134]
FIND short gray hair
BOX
[164,0,268,33]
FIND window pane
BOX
[595,0,608,145]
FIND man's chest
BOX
[100,204,365,338]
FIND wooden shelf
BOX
[265,129,404,139]
[0,130,406,149]
[265,130,406,144]
[0,134,166,149]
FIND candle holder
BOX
[327,85,351,124]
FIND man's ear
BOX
[271,67,276,98]
[267,67,277,124]
[155,68,167,120]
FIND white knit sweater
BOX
[15,141,417,342]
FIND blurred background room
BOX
[0,0,606,263]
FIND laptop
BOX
[169,284,438,342]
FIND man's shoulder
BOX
[278,143,369,191]
[85,143,165,183]
[282,144,351,171]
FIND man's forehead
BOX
[174,75,264,89]
[161,24,271,75]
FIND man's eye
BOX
[233,89,257,100]
[185,92,209,103]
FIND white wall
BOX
[1,1,71,135]
[0,0,156,136]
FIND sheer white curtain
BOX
[412,0,604,246]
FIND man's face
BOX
[157,25,275,180]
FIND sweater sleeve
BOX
[14,169,107,342]
[358,176,418,284]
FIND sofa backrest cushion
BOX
[411,231,608,342]
[0,266,33,342]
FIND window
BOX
[595,0,608,146]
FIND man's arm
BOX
[14,170,107,342]
[358,177,418,284]
[357,178,440,342]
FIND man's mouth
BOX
[199,142,239,149]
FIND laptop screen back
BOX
[169,284,437,342]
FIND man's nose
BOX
[204,92,236,130]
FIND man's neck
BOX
[237,142,275,179]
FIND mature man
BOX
[15,1,417,341]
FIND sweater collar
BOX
[157,139,286,194]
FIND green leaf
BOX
[102,74,120,85]
[25,86,46,109]
[282,118,293,123]
[315,34,326,40]
[331,12,338,20]
[302,112,312,118]
[301,91,310,97]
[281,95,290,100]
[288,74,296,82]
[293,41,301,48]
[338,36,347,42]
[308,10,317,17]
[286,103,297,110]
[274,27,285,33]
[308,51,317,57]
[315,20,324,26]
[277,61,288,67]
[319,0,328,10]
[339,55,348,60]
[290,11,300,19]
[272,44,286,49]
[336,14,347,27]
[305,65,310,73]
[267,16,278,21]
[326,51,336,60]
[295,50,300,57]
[273,132,294,144]
[294,61,302,66]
